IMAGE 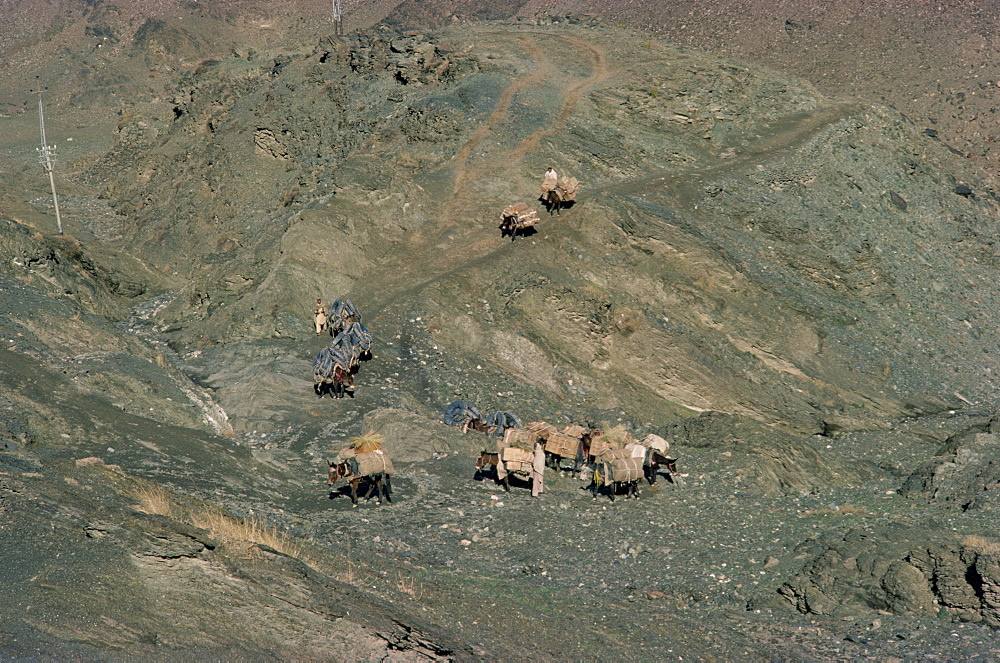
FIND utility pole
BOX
[332,0,343,36]
[35,79,63,235]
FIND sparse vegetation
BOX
[132,481,304,559]
[799,503,870,517]
[188,506,305,559]
[132,482,174,517]
[962,534,1000,555]
[396,571,424,600]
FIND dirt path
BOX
[505,31,610,160]
[368,29,611,320]
[439,29,609,214]
[605,101,864,204]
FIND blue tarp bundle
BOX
[444,400,483,426]
[486,410,522,437]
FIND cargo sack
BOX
[334,447,356,464]
[544,432,579,459]
[328,298,362,327]
[354,450,393,476]
[603,457,643,485]
[313,348,335,382]
[641,433,669,454]
[487,411,522,438]
[599,448,633,462]
[503,428,538,451]
[625,443,646,459]
[557,176,579,201]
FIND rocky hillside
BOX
[1,1,1000,659]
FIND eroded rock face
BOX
[900,420,1000,511]
[665,411,866,495]
[753,525,1000,626]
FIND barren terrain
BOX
[1,1,1000,660]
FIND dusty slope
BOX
[75,18,1000,437]
[1,1,1000,660]
[383,0,1000,175]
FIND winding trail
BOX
[439,30,609,214]
[367,28,610,321]
[365,26,853,325]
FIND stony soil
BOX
[2,1,1000,660]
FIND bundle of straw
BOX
[349,432,385,454]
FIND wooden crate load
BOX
[544,431,580,459]
[525,421,558,441]
[557,176,580,202]
[500,446,534,474]
[560,424,588,439]
[500,203,540,230]
[502,427,539,451]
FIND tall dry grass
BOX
[962,534,1000,555]
[131,481,303,559]
[188,506,305,559]
[132,482,174,517]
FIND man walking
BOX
[531,441,546,497]
[314,299,327,335]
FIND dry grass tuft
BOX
[130,482,306,560]
[614,308,642,336]
[962,534,1000,555]
[349,432,385,451]
[396,571,424,600]
[188,506,304,559]
[132,483,174,517]
[599,424,636,447]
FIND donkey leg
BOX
[384,475,393,503]
[350,481,359,506]
[362,477,378,503]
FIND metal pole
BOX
[332,0,343,35]
[36,85,63,234]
